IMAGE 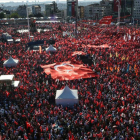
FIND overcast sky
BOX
[0,0,100,3]
[0,0,97,3]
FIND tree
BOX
[9,12,20,18]
[0,12,5,19]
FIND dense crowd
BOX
[0,22,140,140]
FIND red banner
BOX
[82,44,109,49]
[99,16,112,25]
[41,61,98,80]
[72,1,76,17]
[72,51,86,56]
[114,0,121,12]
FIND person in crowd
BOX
[0,22,139,140]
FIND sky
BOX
[0,0,99,3]
[0,0,94,3]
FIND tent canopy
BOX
[11,81,20,87]
[55,85,78,106]
[46,45,57,52]
[0,75,14,81]
[56,85,78,99]
[3,56,19,67]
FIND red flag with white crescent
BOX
[41,61,98,81]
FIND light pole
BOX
[26,3,30,39]
[75,0,78,39]
[117,0,121,33]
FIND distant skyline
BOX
[0,0,100,3]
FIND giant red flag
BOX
[41,61,98,81]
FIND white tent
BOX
[0,75,14,81]
[11,81,20,87]
[46,45,57,52]
[55,85,78,106]
[3,56,19,67]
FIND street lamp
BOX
[26,4,30,39]
[117,0,121,33]
[75,0,78,39]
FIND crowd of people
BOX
[0,22,140,140]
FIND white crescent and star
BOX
[54,63,75,73]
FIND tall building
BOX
[133,0,140,19]
[17,5,27,18]
[78,6,84,19]
[27,7,32,15]
[45,1,58,17]
[67,0,77,17]
[32,5,41,15]
[100,0,113,17]
[113,0,133,17]
[84,0,113,20]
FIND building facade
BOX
[133,0,140,19]
[84,4,104,20]
[67,0,77,17]
[55,10,64,18]
[78,6,84,19]
[45,2,58,17]
[84,0,112,20]
[32,5,41,15]
[17,5,27,18]
[113,0,133,18]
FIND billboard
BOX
[67,2,72,16]
[67,0,77,17]
[72,1,76,17]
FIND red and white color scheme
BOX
[41,61,97,80]
[99,16,113,25]
[72,51,86,56]
[82,44,110,49]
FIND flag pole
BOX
[26,3,30,39]
[117,1,121,33]
[75,0,78,39]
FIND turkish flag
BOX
[26,121,31,129]
[14,121,18,125]
[5,91,10,97]
[99,16,112,25]
[72,51,86,56]
[41,61,98,81]
[24,135,28,140]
